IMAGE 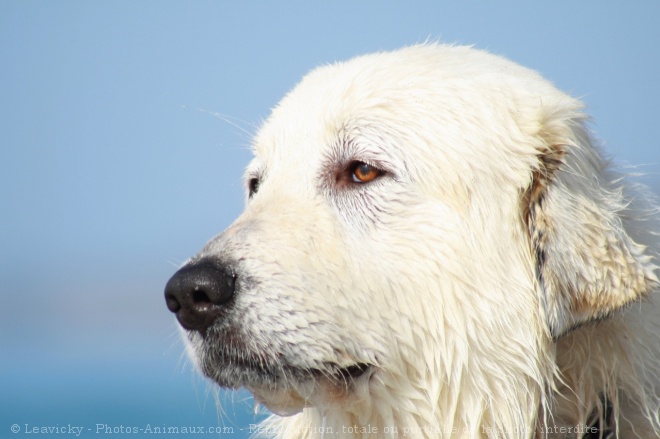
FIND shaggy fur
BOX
[168,44,660,438]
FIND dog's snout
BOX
[164,261,236,332]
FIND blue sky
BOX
[2,1,659,437]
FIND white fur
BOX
[182,44,660,438]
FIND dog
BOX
[165,44,660,438]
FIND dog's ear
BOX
[523,109,657,339]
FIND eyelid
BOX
[244,160,262,187]
[351,157,392,174]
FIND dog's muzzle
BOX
[164,260,236,332]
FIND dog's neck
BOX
[258,314,660,438]
[261,362,543,438]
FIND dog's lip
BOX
[236,358,373,382]
[330,363,372,380]
[206,350,373,387]
[273,361,374,383]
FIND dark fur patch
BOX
[584,395,615,439]
[521,145,566,339]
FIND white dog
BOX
[165,44,660,438]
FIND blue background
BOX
[2,1,659,437]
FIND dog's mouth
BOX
[204,354,373,387]
[198,344,374,415]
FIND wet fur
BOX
[179,44,660,438]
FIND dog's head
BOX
[165,45,657,420]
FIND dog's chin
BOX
[200,353,374,416]
[186,327,373,415]
[201,360,311,416]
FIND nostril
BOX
[192,289,210,304]
[164,260,237,332]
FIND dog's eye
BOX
[351,162,383,183]
[248,178,260,197]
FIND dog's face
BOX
[165,45,656,419]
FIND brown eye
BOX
[351,162,383,183]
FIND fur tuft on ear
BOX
[523,106,658,339]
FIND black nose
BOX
[164,260,236,332]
